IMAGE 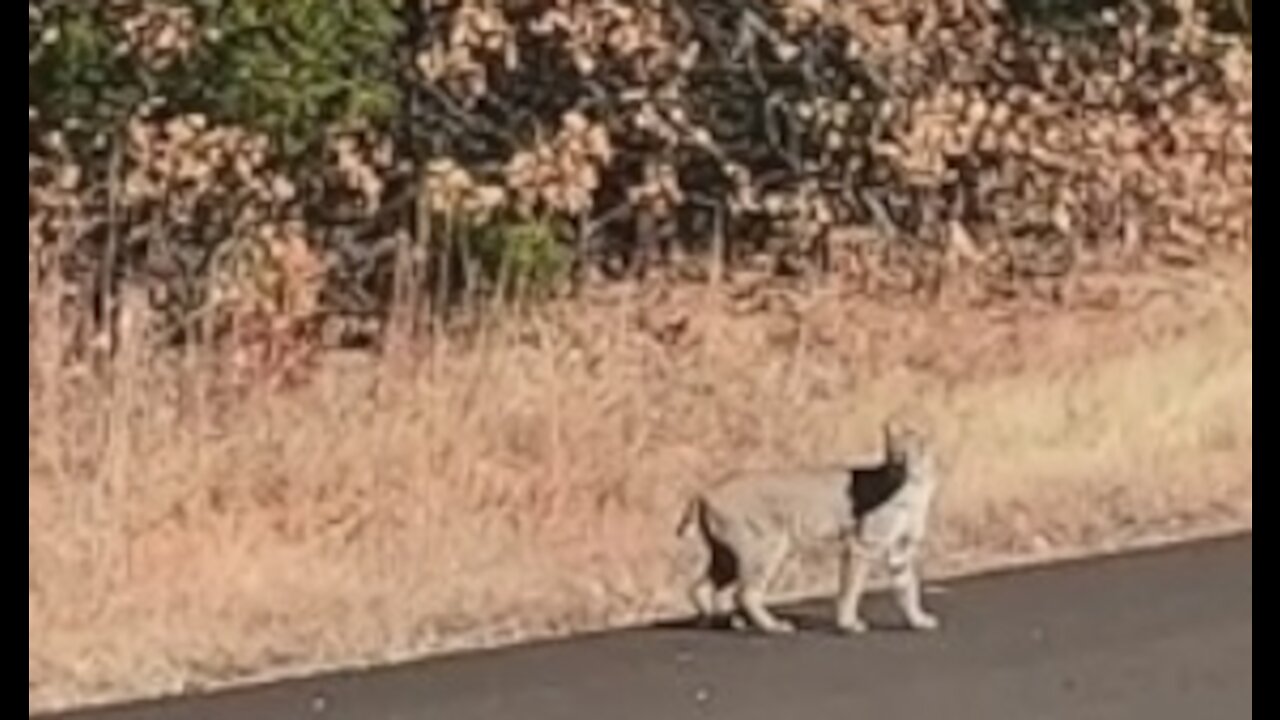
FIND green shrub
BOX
[30,0,404,155]
[471,218,574,300]
[195,0,404,154]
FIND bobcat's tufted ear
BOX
[882,419,902,461]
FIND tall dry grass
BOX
[29,258,1252,713]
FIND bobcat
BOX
[678,421,941,634]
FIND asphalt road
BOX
[43,535,1252,720]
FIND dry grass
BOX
[29,259,1252,714]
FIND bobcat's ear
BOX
[882,419,900,460]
